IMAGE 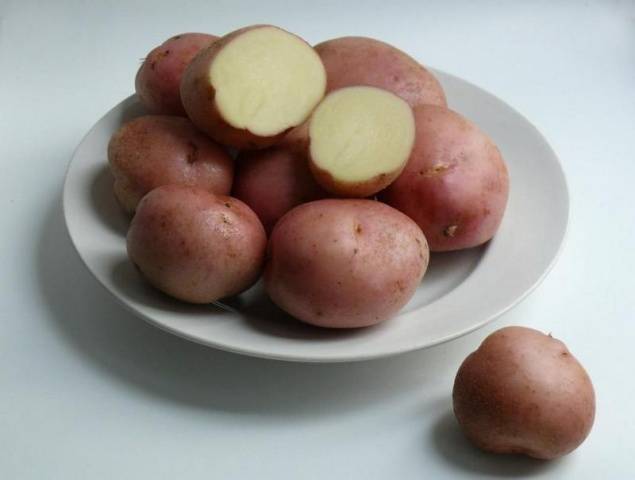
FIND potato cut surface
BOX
[309,86,414,184]
[210,27,326,136]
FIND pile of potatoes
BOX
[111,25,510,329]
[107,25,596,460]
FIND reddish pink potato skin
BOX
[180,25,313,149]
[108,115,233,213]
[232,147,327,234]
[381,106,509,251]
[279,121,310,156]
[315,37,447,108]
[453,327,596,460]
[127,185,266,303]
[135,33,218,116]
[265,199,429,328]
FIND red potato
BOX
[108,115,233,213]
[180,25,326,149]
[308,86,415,197]
[127,185,266,303]
[381,105,509,251]
[453,327,596,460]
[315,36,447,108]
[135,33,218,115]
[279,121,310,155]
[265,199,429,328]
[232,146,327,234]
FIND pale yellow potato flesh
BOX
[309,86,415,184]
[210,27,326,136]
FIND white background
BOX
[1,0,634,478]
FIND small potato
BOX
[135,33,217,115]
[315,36,447,108]
[265,199,429,328]
[453,327,595,460]
[180,25,326,149]
[127,185,266,303]
[232,146,327,234]
[381,105,509,251]
[308,86,415,198]
[108,115,233,213]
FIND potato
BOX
[308,86,415,197]
[180,25,326,149]
[453,327,595,460]
[127,185,266,303]
[108,115,233,213]
[315,36,447,108]
[381,105,509,251]
[135,33,217,115]
[232,146,326,234]
[279,121,310,155]
[265,199,429,328]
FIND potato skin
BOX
[381,105,509,251]
[315,36,446,108]
[264,199,429,328]
[232,146,327,234]
[127,185,266,303]
[180,25,318,149]
[308,157,407,199]
[108,115,233,213]
[453,327,596,460]
[135,33,217,116]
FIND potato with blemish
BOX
[108,115,233,213]
[264,199,429,328]
[135,33,218,115]
[315,36,447,108]
[381,105,509,251]
[127,185,266,303]
[453,326,596,459]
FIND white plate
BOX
[63,70,568,363]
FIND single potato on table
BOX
[315,36,447,108]
[180,25,326,149]
[232,146,327,234]
[381,105,509,251]
[308,86,415,198]
[127,185,266,303]
[108,115,233,213]
[265,199,429,328]
[135,33,217,115]
[453,326,595,460]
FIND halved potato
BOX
[180,25,327,149]
[308,86,415,197]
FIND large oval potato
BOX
[127,185,266,303]
[381,105,509,251]
[108,115,233,213]
[453,327,596,460]
[315,36,447,108]
[135,33,217,115]
[232,146,327,234]
[180,25,326,149]
[265,199,429,328]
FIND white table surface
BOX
[2,0,634,478]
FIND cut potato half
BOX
[308,86,415,197]
[211,27,326,135]
[180,25,326,149]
